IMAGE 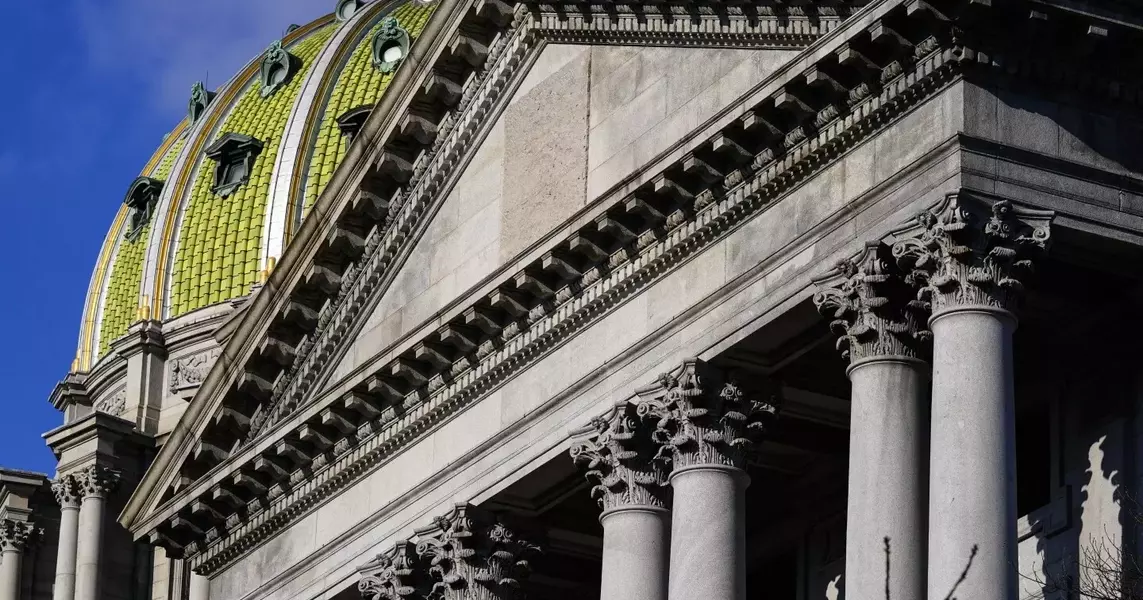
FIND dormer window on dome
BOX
[205,133,264,198]
[188,81,215,123]
[260,40,300,98]
[123,177,164,241]
[336,105,374,144]
[336,0,365,21]
[372,17,410,74]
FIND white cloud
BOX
[76,0,329,118]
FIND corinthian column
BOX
[571,403,670,600]
[814,241,931,600]
[51,475,83,600]
[0,520,35,600]
[893,195,1053,600]
[636,360,779,600]
[73,466,120,600]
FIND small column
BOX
[571,403,670,600]
[73,466,120,600]
[51,475,83,600]
[893,196,1053,600]
[814,241,931,600]
[636,360,779,600]
[0,519,35,600]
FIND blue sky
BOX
[0,0,325,473]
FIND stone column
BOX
[814,241,931,600]
[0,520,34,600]
[571,403,670,600]
[893,196,1053,600]
[51,475,83,600]
[636,360,779,600]
[73,466,120,600]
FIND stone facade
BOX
[10,1,1143,600]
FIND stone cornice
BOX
[139,0,971,570]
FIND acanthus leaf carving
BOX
[634,359,780,471]
[891,194,1054,316]
[358,541,427,600]
[812,241,931,363]
[569,402,669,512]
[0,519,37,553]
[414,504,542,600]
[51,473,84,509]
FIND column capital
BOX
[413,504,542,600]
[891,193,1054,316]
[52,474,84,509]
[75,465,120,500]
[570,402,669,513]
[358,541,424,600]
[813,241,931,364]
[0,520,36,553]
[634,358,779,472]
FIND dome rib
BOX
[165,22,338,318]
[294,0,436,233]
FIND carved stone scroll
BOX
[570,402,669,512]
[813,241,931,363]
[170,349,221,394]
[358,541,426,600]
[634,359,779,471]
[891,194,1054,315]
[414,504,542,600]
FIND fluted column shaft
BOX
[928,307,1017,600]
[1,520,35,600]
[73,467,119,600]
[634,360,778,600]
[892,195,1053,600]
[814,241,931,600]
[52,475,83,600]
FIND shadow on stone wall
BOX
[1022,434,1142,599]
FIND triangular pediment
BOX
[121,0,881,566]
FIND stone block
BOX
[501,50,590,261]
[995,87,1060,157]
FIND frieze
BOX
[187,22,966,573]
[169,349,222,394]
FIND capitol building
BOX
[2,0,1141,599]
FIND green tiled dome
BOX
[76,0,437,370]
